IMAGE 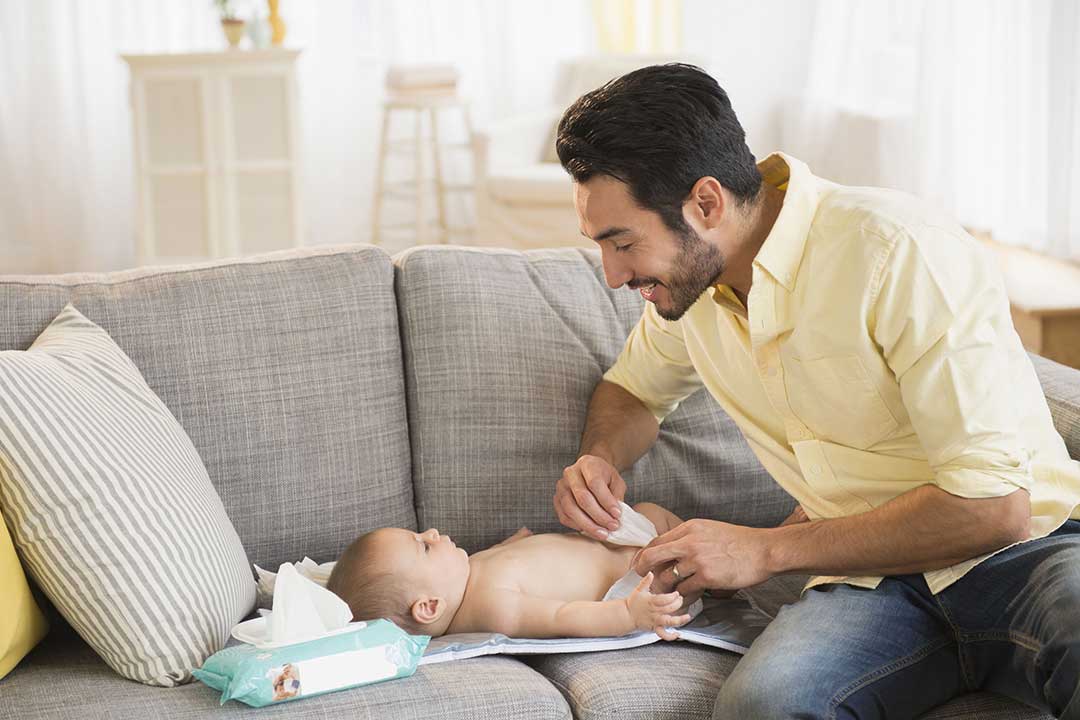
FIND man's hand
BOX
[554,454,627,540]
[633,519,773,596]
[625,572,691,641]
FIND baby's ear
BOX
[410,596,445,625]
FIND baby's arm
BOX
[482,574,690,641]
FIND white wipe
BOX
[598,501,659,547]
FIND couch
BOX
[2,243,1074,719]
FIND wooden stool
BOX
[372,88,475,246]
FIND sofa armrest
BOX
[1030,353,1080,461]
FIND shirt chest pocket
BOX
[783,354,899,450]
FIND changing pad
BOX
[420,592,774,664]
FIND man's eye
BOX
[614,244,630,252]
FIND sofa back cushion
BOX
[394,246,793,551]
[0,247,415,570]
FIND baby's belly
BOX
[490,534,637,602]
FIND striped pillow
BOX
[0,304,255,686]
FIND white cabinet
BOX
[122,50,304,265]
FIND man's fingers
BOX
[675,573,708,597]
[705,588,737,599]
[571,481,619,532]
[646,521,694,550]
[582,473,622,527]
[557,491,610,540]
[634,539,688,575]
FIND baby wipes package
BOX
[194,562,428,707]
[194,619,428,707]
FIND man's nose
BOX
[602,258,632,289]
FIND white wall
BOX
[0,1,820,272]
[682,0,818,158]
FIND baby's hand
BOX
[509,527,532,541]
[626,572,692,641]
[496,527,533,547]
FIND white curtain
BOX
[785,0,1080,261]
[0,0,593,273]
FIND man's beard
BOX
[654,225,726,321]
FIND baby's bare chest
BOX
[474,533,635,602]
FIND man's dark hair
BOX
[556,63,761,234]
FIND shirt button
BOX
[809,465,822,476]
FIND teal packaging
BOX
[193,620,429,708]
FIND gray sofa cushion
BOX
[0,246,415,571]
[1031,354,1080,461]
[523,574,1049,720]
[525,642,737,720]
[394,246,794,552]
[525,636,1048,720]
[1,626,571,720]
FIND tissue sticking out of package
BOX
[234,562,355,648]
[254,557,337,609]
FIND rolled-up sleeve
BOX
[603,303,704,424]
[871,226,1033,498]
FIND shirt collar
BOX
[749,152,820,292]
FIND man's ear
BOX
[685,176,726,227]
[410,595,445,625]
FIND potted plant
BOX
[214,0,246,49]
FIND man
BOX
[552,63,1080,719]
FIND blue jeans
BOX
[713,520,1080,720]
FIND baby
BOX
[327,502,695,641]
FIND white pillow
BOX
[0,304,255,686]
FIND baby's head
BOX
[327,527,470,637]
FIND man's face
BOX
[372,527,470,599]
[574,176,727,321]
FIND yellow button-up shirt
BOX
[604,152,1080,594]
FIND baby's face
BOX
[375,527,470,600]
